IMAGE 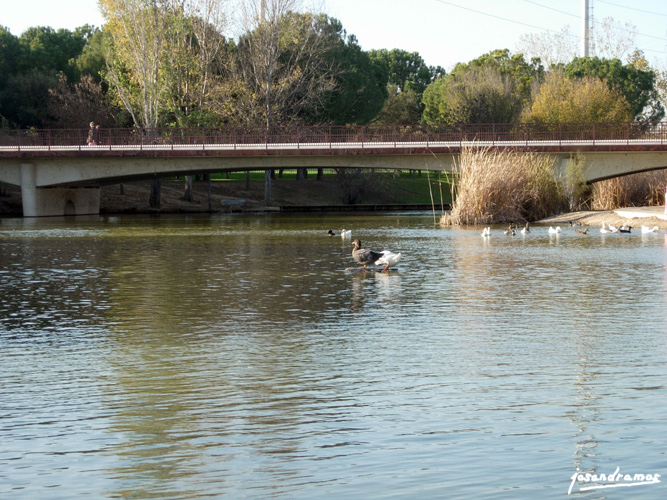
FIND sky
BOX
[4,0,667,71]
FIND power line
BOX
[596,0,667,18]
[522,0,578,19]
[431,0,667,55]
[430,0,568,36]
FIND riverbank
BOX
[539,206,667,230]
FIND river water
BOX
[1,212,666,499]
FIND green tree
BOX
[0,27,22,90]
[421,49,542,125]
[564,56,664,122]
[422,65,524,124]
[368,48,443,123]
[373,84,420,124]
[522,71,632,123]
[320,30,388,125]
[74,28,109,83]
[18,26,93,81]
[0,68,58,127]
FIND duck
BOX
[340,229,352,239]
[575,228,589,235]
[600,222,615,234]
[619,225,632,233]
[641,225,659,233]
[328,229,336,237]
[504,225,516,236]
[375,250,402,271]
[481,227,491,237]
[351,239,384,269]
[548,226,561,234]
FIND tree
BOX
[421,49,542,125]
[517,17,638,67]
[369,48,443,123]
[234,3,340,127]
[516,25,577,68]
[319,29,388,125]
[101,0,230,205]
[521,71,632,123]
[18,26,93,82]
[372,84,420,124]
[564,56,664,122]
[0,68,59,127]
[46,74,116,129]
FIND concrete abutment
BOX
[20,163,100,217]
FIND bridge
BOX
[2,122,667,216]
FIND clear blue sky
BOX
[4,0,667,70]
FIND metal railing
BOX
[1,122,667,152]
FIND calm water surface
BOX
[1,212,667,499]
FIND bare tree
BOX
[517,26,578,67]
[517,17,638,67]
[234,0,338,127]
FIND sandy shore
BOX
[539,207,667,230]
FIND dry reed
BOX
[440,146,567,225]
[592,171,667,210]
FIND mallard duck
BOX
[328,229,336,237]
[575,228,589,235]
[641,225,659,233]
[351,239,383,269]
[504,225,516,236]
[340,229,352,239]
[376,250,401,271]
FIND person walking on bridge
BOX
[87,122,96,145]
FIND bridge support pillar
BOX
[20,163,100,217]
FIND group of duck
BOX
[328,229,402,271]
[480,221,661,237]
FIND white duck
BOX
[481,227,491,237]
[548,226,561,234]
[520,222,530,235]
[641,225,659,234]
[376,250,402,271]
[600,222,615,234]
[340,229,352,239]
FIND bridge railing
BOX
[2,122,667,150]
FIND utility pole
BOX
[581,0,589,57]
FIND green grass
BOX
[171,169,453,205]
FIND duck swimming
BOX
[351,239,384,269]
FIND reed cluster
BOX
[440,147,567,225]
[592,172,667,210]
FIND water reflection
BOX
[1,215,667,499]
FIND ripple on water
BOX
[1,215,667,499]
